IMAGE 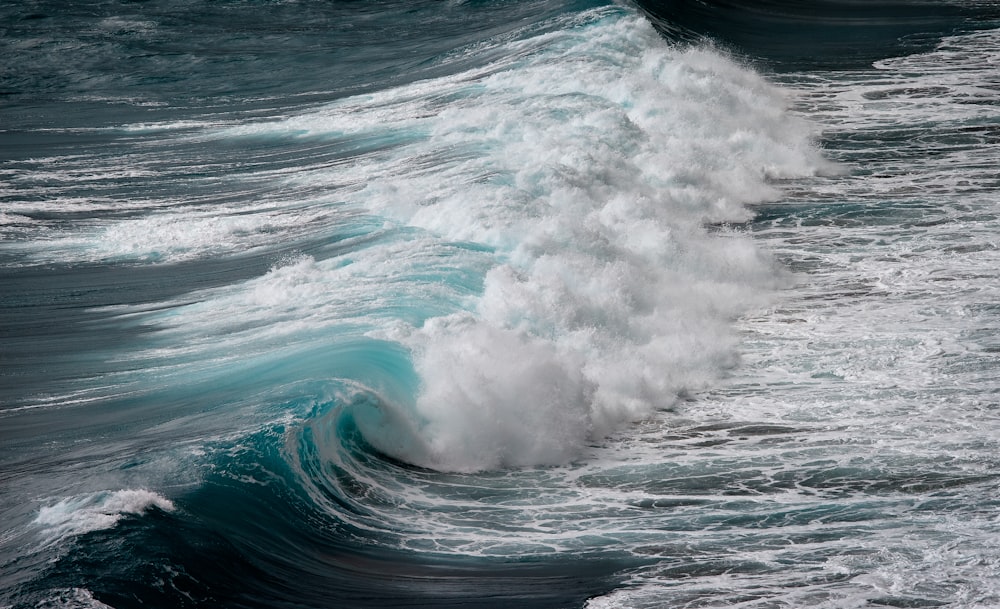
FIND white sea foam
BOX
[333,9,830,470]
[0,212,37,227]
[33,489,175,546]
[34,588,116,609]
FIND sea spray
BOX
[314,9,832,470]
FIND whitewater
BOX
[2,0,999,607]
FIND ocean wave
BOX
[88,7,832,472]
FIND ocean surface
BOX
[2,0,1000,607]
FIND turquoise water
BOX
[2,1,999,607]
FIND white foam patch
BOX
[34,489,175,545]
[14,202,344,264]
[35,588,116,609]
[0,212,37,226]
[88,209,295,262]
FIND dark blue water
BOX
[3,1,1000,607]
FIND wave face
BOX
[3,0,1000,607]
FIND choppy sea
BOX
[2,0,1000,607]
